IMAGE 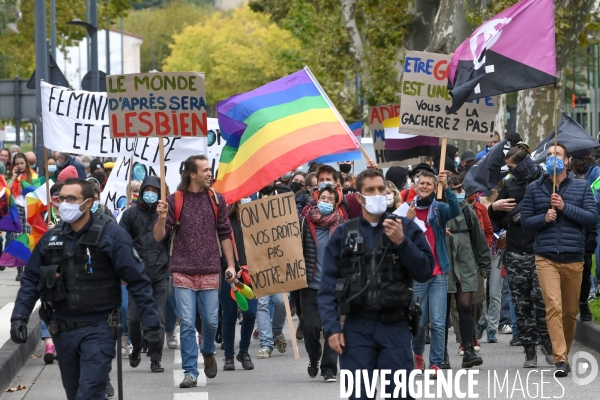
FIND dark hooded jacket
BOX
[119,176,169,282]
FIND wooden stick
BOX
[159,138,166,202]
[437,137,447,199]
[126,154,134,208]
[282,293,300,360]
[552,87,559,194]
[358,143,371,163]
[44,147,51,223]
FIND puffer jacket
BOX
[119,176,169,282]
[446,201,491,293]
[521,171,597,256]
[301,213,343,285]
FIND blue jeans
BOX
[121,284,129,335]
[165,278,178,333]
[256,294,286,350]
[41,321,51,340]
[411,274,448,367]
[174,287,219,378]
[219,273,257,358]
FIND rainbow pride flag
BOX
[0,234,34,266]
[213,67,359,203]
[312,121,362,164]
[0,175,23,233]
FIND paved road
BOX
[2,267,600,399]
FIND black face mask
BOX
[339,163,352,173]
[416,192,435,208]
[464,164,472,172]
[290,182,303,193]
[93,171,106,183]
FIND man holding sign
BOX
[154,155,237,388]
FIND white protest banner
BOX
[401,51,496,141]
[238,193,307,298]
[106,72,207,139]
[101,133,207,210]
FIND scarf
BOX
[415,192,435,209]
[511,155,538,184]
[307,206,341,234]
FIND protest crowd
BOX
[3,1,600,399]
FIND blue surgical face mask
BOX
[143,191,159,204]
[318,202,334,215]
[318,182,334,192]
[240,197,251,204]
[545,155,565,175]
[456,193,466,203]
[91,201,99,214]
[48,165,57,173]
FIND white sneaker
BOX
[499,324,513,334]
[167,331,178,349]
[257,346,272,359]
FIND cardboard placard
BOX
[369,104,419,167]
[106,72,208,138]
[400,51,496,141]
[239,192,307,298]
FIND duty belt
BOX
[355,308,407,323]
[47,319,96,335]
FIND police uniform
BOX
[318,214,434,399]
[11,215,159,400]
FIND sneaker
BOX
[252,329,259,340]
[223,356,235,371]
[121,335,130,356]
[413,353,425,372]
[203,354,217,379]
[236,351,254,370]
[499,324,513,334]
[523,347,537,368]
[179,374,198,388]
[129,349,141,368]
[323,370,337,382]
[257,346,272,359]
[540,341,554,365]
[510,337,522,346]
[473,336,481,353]
[476,322,487,340]
[166,332,178,349]
[308,361,319,378]
[44,344,56,364]
[430,364,440,379]
[150,360,164,372]
[579,301,593,322]
[487,330,498,343]
[458,344,464,356]
[197,334,203,348]
[105,377,114,398]
[274,332,287,353]
[554,361,568,378]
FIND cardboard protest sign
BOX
[239,193,307,298]
[106,72,208,138]
[400,51,496,141]
[101,136,208,211]
[369,104,419,167]
[41,82,218,160]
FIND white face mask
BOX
[386,194,395,207]
[59,201,88,224]
[404,179,411,190]
[359,193,387,216]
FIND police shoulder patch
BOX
[132,248,142,262]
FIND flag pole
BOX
[126,154,134,209]
[552,87,559,194]
[44,147,51,223]
[437,137,447,199]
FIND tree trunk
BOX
[340,0,364,71]
[426,0,455,54]
[405,0,440,51]
[495,93,507,136]
[515,0,595,146]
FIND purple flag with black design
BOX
[447,0,556,114]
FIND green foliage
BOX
[124,0,214,74]
[163,7,303,106]
[132,0,214,10]
[0,0,18,36]
[0,0,132,79]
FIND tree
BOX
[162,7,303,106]
[0,0,132,80]
[123,0,214,74]
[0,0,19,36]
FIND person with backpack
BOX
[154,155,237,388]
[120,176,169,373]
[444,176,491,370]
[405,170,461,377]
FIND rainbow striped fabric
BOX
[0,175,22,233]
[213,67,359,203]
[312,121,362,164]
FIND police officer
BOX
[10,178,161,400]
[318,168,435,399]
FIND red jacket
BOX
[472,201,494,247]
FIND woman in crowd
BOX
[385,181,402,213]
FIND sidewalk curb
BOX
[575,319,600,354]
[0,312,41,391]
